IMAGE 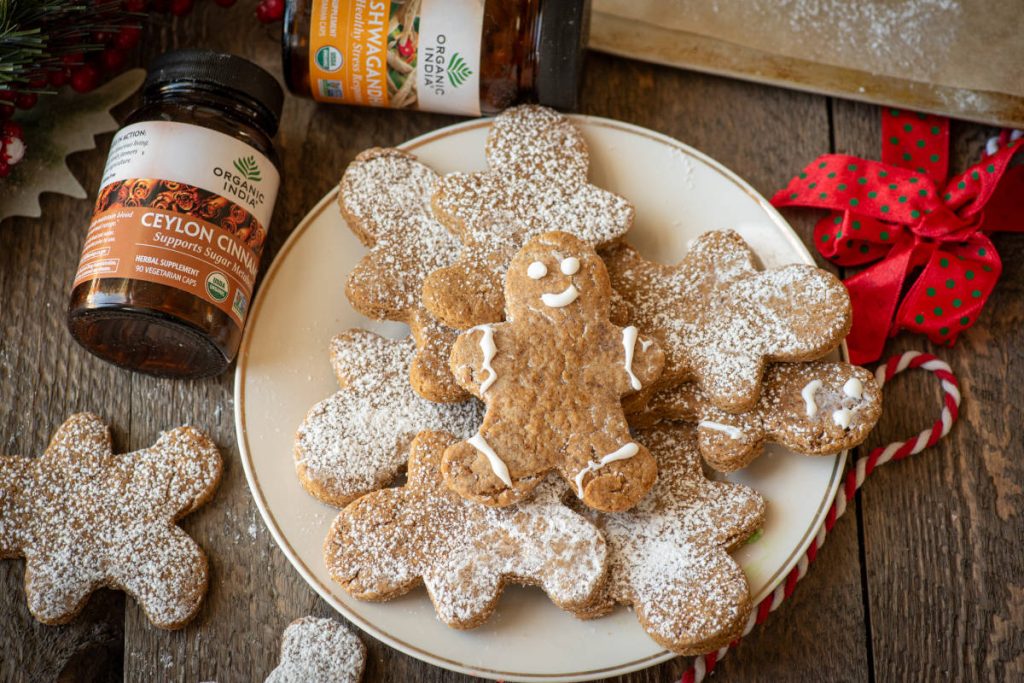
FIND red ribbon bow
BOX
[771,109,1024,365]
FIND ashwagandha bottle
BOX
[67,49,283,378]
[282,0,590,116]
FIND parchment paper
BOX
[590,0,1024,127]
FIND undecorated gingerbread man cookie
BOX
[605,230,851,413]
[340,147,468,402]
[0,413,221,629]
[295,330,482,507]
[423,105,634,329]
[578,423,765,655]
[325,431,608,629]
[635,361,882,471]
[443,231,664,512]
[265,616,366,683]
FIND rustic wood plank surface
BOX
[2,2,1022,681]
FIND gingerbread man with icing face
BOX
[443,232,665,512]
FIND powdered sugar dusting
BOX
[325,432,607,628]
[341,148,462,317]
[295,330,482,507]
[426,105,634,325]
[590,424,764,654]
[265,616,366,683]
[606,230,850,411]
[0,413,221,629]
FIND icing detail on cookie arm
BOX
[699,420,744,440]
[832,408,854,429]
[541,285,579,308]
[573,442,640,497]
[801,380,823,417]
[622,325,642,391]
[472,324,497,394]
[468,433,512,488]
[843,378,864,400]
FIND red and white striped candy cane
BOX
[680,351,961,683]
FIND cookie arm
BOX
[448,325,500,400]
[608,325,665,395]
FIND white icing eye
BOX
[527,261,547,279]
[560,257,580,275]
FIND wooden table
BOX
[2,4,1023,681]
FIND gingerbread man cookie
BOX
[0,413,221,629]
[325,431,608,629]
[340,147,468,402]
[265,616,366,683]
[295,330,482,507]
[578,423,765,655]
[635,361,882,471]
[423,105,634,329]
[605,230,851,413]
[443,232,664,512]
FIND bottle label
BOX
[308,0,484,116]
[72,121,280,330]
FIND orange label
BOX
[309,0,392,106]
[73,192,263,328]
[307,0,483,114]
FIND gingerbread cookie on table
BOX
[266,616,366,683]
[325,431,608,629]
[578,423,765,656]
[443,231,664,512]
[295,330,482,507]
[0,413,221,629]
[423,105,634,329]
[634,361,882,472]
[605,230,851,413]
[340,147,468,402]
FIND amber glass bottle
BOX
[67,49,283,378]
[282,0,589,116]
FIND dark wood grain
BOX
[833,100,1024,682]
[2,2,1021,681]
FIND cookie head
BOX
[505,232,611,321]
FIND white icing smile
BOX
[541,284,579,308]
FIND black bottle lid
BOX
[145,49,284,134]
[536,0,591,111]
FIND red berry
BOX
[0,161,10,178]
[256,0,284,22]
[15,93,37,110]
[123,0,147,10]
[0,90,13,102]
[101,48,126,72]
[3,121,23,138]
[169,0,193,15]
[28,73,48,89]
[49,69,70,87]
[71,65,101,93]
[115,26,142,50]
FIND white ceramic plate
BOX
[236,117,846,682]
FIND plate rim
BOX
[234,115,848,681]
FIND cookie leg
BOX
[422,260,505,329]
[632,547,752,656]
[113,528,209,629]
[695,409,765,473]
[23,556,96,624]
[569,433,657,513]
[422,564,503,629]
[441,433,540,507]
